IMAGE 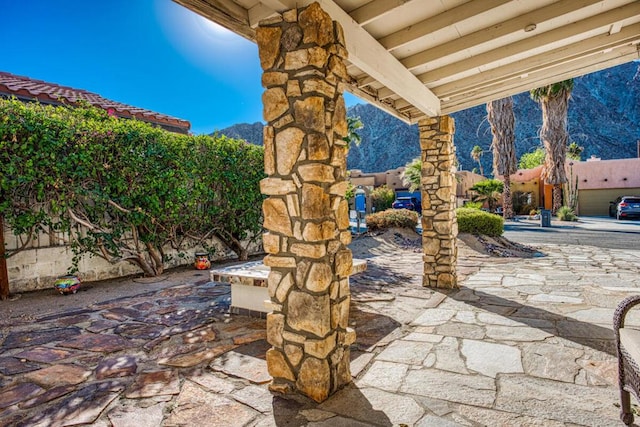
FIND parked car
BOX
[609,196,640,220]
[392,197,421,212]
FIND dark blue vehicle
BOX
[392,196,421,212]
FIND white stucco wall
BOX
[5,233,263,294]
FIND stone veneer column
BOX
[256,2,354,403]
[419,116,459,289]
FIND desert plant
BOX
[401,157,422,192]
[556,206,578,221]
[343,116,363,147]
[470,179,504,213]
[567,142,583,161]
[456,208,504,236]
[365,209,418,232]
[370,185,395,212]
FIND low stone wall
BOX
[5,236,262,294]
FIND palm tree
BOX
[470,179,504,213]
[470,145,484,176]
[401,157,421,192]
[530,79,574,214]
[567,141,583,160]
[487,97,517,219]
[343,116,363,147]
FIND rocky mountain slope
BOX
[218,62,640,173]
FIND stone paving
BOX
[1,234,640,426]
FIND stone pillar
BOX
[419,116,458,289]
[256,2,354,403]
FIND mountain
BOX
[217,61,640,173]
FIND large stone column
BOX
[419,116,458,289]
[256,2,354,403]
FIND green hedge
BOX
[456,208,504,236]
[0,98,264,276]
[366,209,418,231]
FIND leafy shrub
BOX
[556,206,578,221]
[456,208,504,236]
[518,147,545,169]
[463,201,483,210]
[0,98,264,276]
[366,209,418,232]
[370,185,395,212]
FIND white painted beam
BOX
[418,2,640,85]
[308,0,440,116]
[441,47,640,114]
[401,0,604,71]
[245,0,441,117]
[433,23,640,98]
[379,0,510,51]
[349,0,414,26]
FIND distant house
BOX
[353,156,640,217]
[507,157,640,216]
[349,167,485,209]
[0,71,190,134]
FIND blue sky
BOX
[0,0,361,135]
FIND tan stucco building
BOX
[507,158,640,216]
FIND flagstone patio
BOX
[1,233,639,426]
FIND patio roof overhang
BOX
[173,0,640,124]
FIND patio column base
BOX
[419,116,459,289]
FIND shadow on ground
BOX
[443,287,616,355]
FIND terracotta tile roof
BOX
[0,71,190,133]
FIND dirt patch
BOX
[458,233,543,258]
[359,227,542,258]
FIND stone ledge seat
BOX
[614,294,640,425]
[210,259,367,315]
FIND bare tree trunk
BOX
[145,241,164,275]
[0,216,10,300]
[126,254,163,277]
[552,185,563,215]
[540,91,569,189]
[487,97,517,219]
[215,232,250,261]
[503,175,514,219]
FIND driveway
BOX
[505,216,640,250]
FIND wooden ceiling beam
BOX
[441,47,639,114]
[379,0,510,51]
[349,0,414,26]
[419,2,640,85]
[173,0,254,40]
[344,85,413,124]
[401,0,604,71]
[433,22,640,98]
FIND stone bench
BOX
[210,259,367,315]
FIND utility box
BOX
[540,209,551,227]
